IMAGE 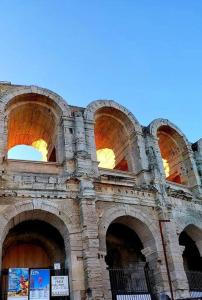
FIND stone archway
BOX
[2,219,66,269]
[0,201,74,299]
[0,85,71,164]
[178,224,202,297]
[84,100,149,181]
[98,206,166,299]
[148,118,200,187]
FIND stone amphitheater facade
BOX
[0,82,201,300]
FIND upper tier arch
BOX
[148,118,191,149]
[0,85,70,117]
[84,99,142,134]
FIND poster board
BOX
[51,276,69,296]
[29,269,50,300]
[8,268,29,300]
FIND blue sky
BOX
[1,0,202,144]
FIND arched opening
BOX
[179,231,202,272]
[8,144,46,161]
[6,93,60,162]
[94,107,134,172]
[105,217,155,298]
[106,223,145,268]
[2,220,65,268]
[179,225,202,296]
[157,125,188,185]
[1,218,68,300]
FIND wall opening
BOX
[2,220,66,269]
[179,231,202,272]
[94,107,132,172]
[105,219,152,297]
[6,93,59,162]
[157,125,188,185]
[179,227,202,295]
[8,142,48,162]
[1,219,68,300]
[106,223,145,268]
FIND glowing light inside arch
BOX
[96,148,115,169]
[32,139,48,161]
[163,158,170,177]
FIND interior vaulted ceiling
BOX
[7,94,57,151]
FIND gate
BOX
[0,268,70,300]
[109,263,156,300]
[186,271,202,299]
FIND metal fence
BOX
[108,264,154,300]
[186,271,202,299]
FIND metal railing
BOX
[108,265,153,300]
[186,271,202,299]
[186,271,202,291]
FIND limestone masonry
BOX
[0,82,201,300]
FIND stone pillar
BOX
[62,116,74,171]
[0,112,7,176]
[159,221,190,299]
[192,139,202,195]
[74,112,87,155]
[84,118,99,178]
[98,251,112,300]
[74,112,93,177]
[68,231,86,300]
[56,118,65,164]
[79,179,104,300]
[141,246,170,299]
[182,146,201,196]
[130,131,150,184]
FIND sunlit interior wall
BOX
[157,126,187,185]
[94,107,131,172]
[6,93,58,162]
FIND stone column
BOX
[84,119,99,178]
[98,251,112,300]
[74,112,93,177]
[62,116,74,171]
[130,131,150,184]
[192,139,202,196]
[74,112,87,155]
[159,221,190,299]
[68,231,86,300]
[0,112,7,176]
[141,246,170,299]
[79,179,104,300]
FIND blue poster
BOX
[29,269,50,300]
[8,268,29,300]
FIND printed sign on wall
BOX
[8,268,29,300]
[51,276,69,296]
[29,269,50,300]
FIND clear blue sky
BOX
[1,0,202,142]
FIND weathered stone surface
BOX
[0,83,201,300]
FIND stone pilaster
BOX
[79,181,104,299]
[62,116,74,172]
[141,246,170,299]
[74,112,93,178]
[84,118,99,178]
[159,221,190,299]
[98,251,112,300]
[74,112,87,155]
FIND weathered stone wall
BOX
[0,82,201,300]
